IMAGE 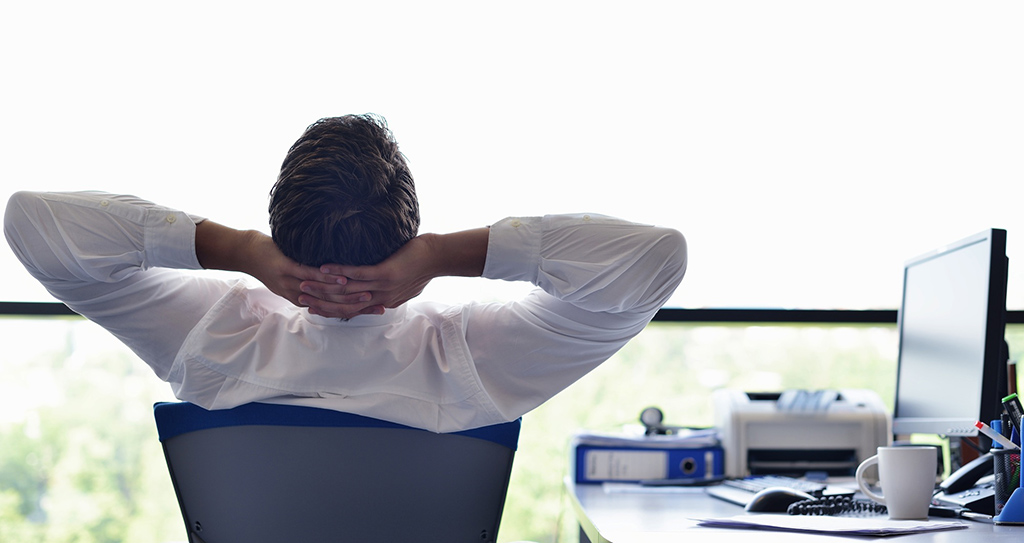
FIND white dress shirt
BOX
[5,191,686,432]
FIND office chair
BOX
[154,401,521,543]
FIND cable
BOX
[787,495,887,517]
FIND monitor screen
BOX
[892,229,1008,437]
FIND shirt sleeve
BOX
[470,213,687,420]
[4,190,227,378]
[482,213,687,315]
[5,191,205,286]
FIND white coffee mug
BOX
[855,446,937,520]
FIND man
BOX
[5,114,686,432]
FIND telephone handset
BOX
[932,452,996,515]
[940,452,994,495]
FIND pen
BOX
[960,510,995,523]
[1003,393,1024,433]
[976,421,1020,450]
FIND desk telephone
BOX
[934,452,997,515]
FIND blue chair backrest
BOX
[154,402,520,543]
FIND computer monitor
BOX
[892,228,1008,438]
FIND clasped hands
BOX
[258,234,437,320]
[224,222,486,320]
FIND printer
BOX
[712,388,890,478]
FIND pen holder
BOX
[993,449,1021,516]
[994,449,1024,525]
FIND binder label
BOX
[585,450,668,480]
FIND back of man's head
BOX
[269,114,420,267]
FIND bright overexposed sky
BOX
[2,1,1022,309]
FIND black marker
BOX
[1002,393,1024,434]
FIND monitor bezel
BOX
[891,228,1008,438]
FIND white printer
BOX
[712,388,891,478]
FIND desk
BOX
[566,479,1024,543]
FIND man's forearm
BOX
[194,220,265,275]
[423,227,489,279]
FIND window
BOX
[2,2,1022,310]
[2,3,1022,542]
[5,316,1021,541]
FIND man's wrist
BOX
[431,227,489,278]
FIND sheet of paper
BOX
[695,514,969,536]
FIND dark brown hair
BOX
[269,114,419,267]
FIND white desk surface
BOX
[566,478,1024,543]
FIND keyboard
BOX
[706,475,855,507]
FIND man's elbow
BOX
[655,227,688,282]
[648,227,688,311]
[4,191,38,258]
